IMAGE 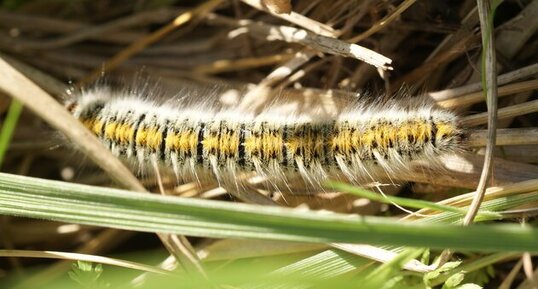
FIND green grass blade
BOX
[327,181,493,216]
[0,99,23,167]
[0,173,538,253]
[265,191,538,283]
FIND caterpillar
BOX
[65,87,462,189]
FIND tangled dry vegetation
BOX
[0,0,537,288]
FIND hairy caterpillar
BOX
[66,87,462,189]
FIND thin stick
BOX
[193,53,295,74]
[461,99,538,127]
[437,79,538,108]
[428,62,538,101]
[79,0,224,85]
[463,0,498,226]
[11,229,133,289]
[261,0,292,14]
[0,10,147,45]
[522,252,537,288]
[404,178,538,222]
[0,52,67,96]
[0,250,171,275]
[241,0,336,36]
[347,0,417,43]
[497,259,523,289]
[466,128,538,146]
[150,159,208,279]
[0,58,145,191]
[208,15,392,70]
[4,9,180,50]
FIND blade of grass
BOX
[326,181,500,220]
[1,173,538,253]
[241,177,538,287]
[258,191,538,285]
[361,248,425,288]
[463,0,500,226]
[0,99,22,168]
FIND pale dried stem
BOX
[193,53,295,74]
[437,79,538,108]
[241,0,336,36]
[428,63,538,101]
[461,99,538,127]
[0,58,145,191]
[209,15,392,70]
[399,154,538,189]
[261,0,292,14]
[522,251,538,289]
[498,259,523,289]
[466,128,538,146]
[405,178,538,221]
[11,229,132,289]
[0,52,67,96]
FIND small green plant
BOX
[68,261,109,289]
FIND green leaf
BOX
[424,261,462,286]
[1,173,538,252]
[0,99,23,168]
[68,261,108,289]
[420,250,430,265]
[326,181,501,221]
[442,273,464,289]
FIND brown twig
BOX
[241,0,336,36]
[1,9,179,50]
[466,128,538,146]
[461,99,538,127]
[437,79,538,108]
[79,0,225,85]
[428,62,538,101]
[0,58,145,191]
[261,0,292,14]
[208,15,393,70]
[347,0,417,43]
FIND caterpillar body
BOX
[66,88,462,189]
